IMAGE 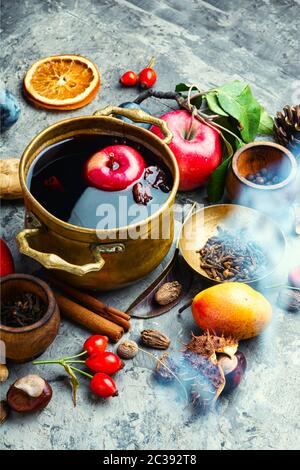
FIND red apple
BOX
[84,145,146,191]
[0,239,15,277]
[151,110,222,191]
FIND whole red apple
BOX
[151,110,222,191]
[84,145,146,191]
[0,238,15,277]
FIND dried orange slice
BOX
[23,55,100,110]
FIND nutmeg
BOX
[141,329,170,349]
[154,281,182,306]
[117,340,139,359]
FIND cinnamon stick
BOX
[44,275,131,330]
[54,292,124,343]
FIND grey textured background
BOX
[1,0,300,450]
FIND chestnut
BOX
[218,351,247,394]
[7,374,52,413]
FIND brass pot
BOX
[17,106,179,290]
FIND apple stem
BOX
[108,154,115,169]
[185,108,197,141]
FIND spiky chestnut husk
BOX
[183,350,225,412]
[185,332,238,361]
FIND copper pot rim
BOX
[0,274,57,334]
[19,115,180,240]
[232,141,298,191]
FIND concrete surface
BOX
[1,0,300,450]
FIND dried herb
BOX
[1,293,47,327]
[198,226,267,282]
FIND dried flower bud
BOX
[0,364,9,383]
[154,281,182,306]
[117,340,139,359]
[0,400,10,425]
[141,329,170,349]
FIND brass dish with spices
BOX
[178,204,286,285]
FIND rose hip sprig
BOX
[119,57,157,88]
[33,335,122,405]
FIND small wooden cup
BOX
[226,142,298,209]
[0,274,60,362]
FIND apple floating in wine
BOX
[84,145,146,191]
[151,110,222,191]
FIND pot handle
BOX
[16,228,124,276]
[93,105,173,145]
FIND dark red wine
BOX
[28,134,172,229]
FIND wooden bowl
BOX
[178,204,286,285]
[0,274,60,362]
[226,141,298,210]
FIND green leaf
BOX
[220,131,234,159]
[63,363,79,407]
[175,83,193,93]
[258,107,274,134]
[207,156,232,202]
[216,80,261,142]
[206,92,228,116]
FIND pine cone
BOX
[274,105,300,155]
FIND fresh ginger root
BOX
[0,159,22,199]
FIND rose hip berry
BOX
[90,373,118,398]
[86,351,124,375]
[84,335,108,356]
[139,68,156,89]
[139,57,156,89]
[119,70,138,87]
